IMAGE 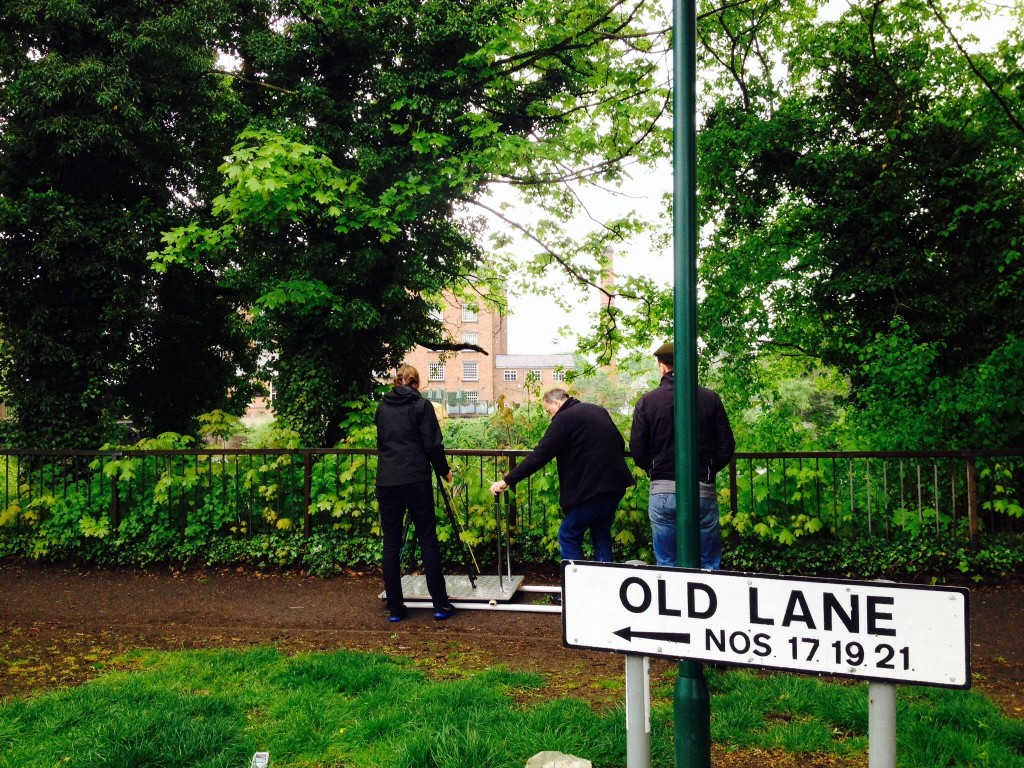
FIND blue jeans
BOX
[649,493,722,569]
[377,481,450,611]
[558,490,623,562]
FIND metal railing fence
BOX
[1,448,1022,549]
[0,448,553,542]
[728,450,1024,547]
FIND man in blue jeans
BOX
[489,388,634,562]
[630,342,735,569]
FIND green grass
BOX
[707,667,1024,767]
[0,648,1021,768]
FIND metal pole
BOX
[495,493,504,594]
[868,682,897,768]
[626,654,652,768]
[505,494,513,582]
[624,560,651,768]
[303,450,313,537]
[966,456,980,550]
[673,0,711,766]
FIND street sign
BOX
[562,561,970,689]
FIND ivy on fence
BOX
[1,442,1022,580]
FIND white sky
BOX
[504,165,673,354]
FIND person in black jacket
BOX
[375,365,456,622]
[630,342,735,569]
[489,388,634,562]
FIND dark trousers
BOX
[376,480,450,611]
[558,489,624,562]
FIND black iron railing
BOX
[728,450,1024,547]
[1,448,1021,547]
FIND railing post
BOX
[507,455,519,527]
[729,458,738,517]
[966,455,980,551]
[110,458,121,531]
[303,450,313,538]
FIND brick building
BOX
[401,292,574,415]
[492,354,574,404]
[244,291,575,422]
[401,292,508,415]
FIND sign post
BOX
[625,653,651,768]
[869,682,898,768]
[671,0,706,762]
[563,561,971,688]
[623,559,652,768]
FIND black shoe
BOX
[433,604,456,621]
[388,606,408,623]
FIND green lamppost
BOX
[672,0,712,765]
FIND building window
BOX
[465,391,479,403]
[528,369,543,382]
[503,369,518,382]
[461,304,479,322]
[461,331,478,346]
[552,369,567,382]
[462,361,479,381]
[428,362,445,381]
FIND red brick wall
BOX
[402,292,507,404]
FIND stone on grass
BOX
[525,751,592,768]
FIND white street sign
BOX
[562,561,970,689]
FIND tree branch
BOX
[923,0,1024,138]
[210,70,298,95]
[415,341,489,355]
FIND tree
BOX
[154,0,671,446]
[553,0,829,372]
[0,0,259,447]
[563,1,1022,449]
[695,0,1024,448]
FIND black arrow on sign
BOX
[614,627,691,644]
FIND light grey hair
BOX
[542,388,569,404]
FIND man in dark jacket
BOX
[375,365,456,622]
[490,388,634,562]
[630,342,735,569]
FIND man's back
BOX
[630,373,736,483]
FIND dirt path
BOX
[0,563,1021,721]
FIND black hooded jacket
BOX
[374,386,450,487]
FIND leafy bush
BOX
[725,531,1024,583]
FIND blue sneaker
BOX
[433,604,456,621]
[388,606,408,623]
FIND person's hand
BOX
[444,470,453,484]
[489,479,508,496]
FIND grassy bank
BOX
[0,646,1021,768]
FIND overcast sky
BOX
[501,163,673,354]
